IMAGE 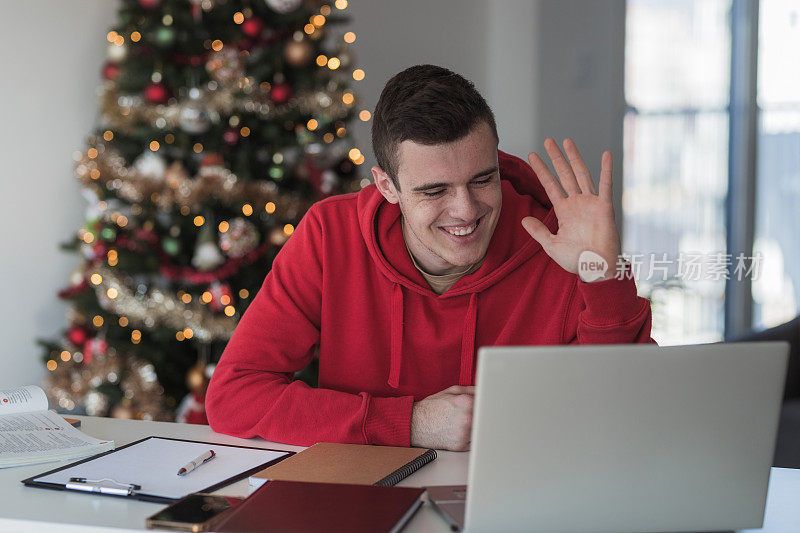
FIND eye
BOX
[422,189,444,197]
[472,174,495,185]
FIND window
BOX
[753,0,800,329]
[624,0,799,344]
[624,0,732,345]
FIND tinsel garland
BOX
[76,141,313,216]
[45,349,171,420]
[99,81,355,132]
[158,242,271,284]
[93,266,237,341]
[110,229,272,285]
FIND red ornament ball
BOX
[241,18,265,38]
[270,82,293,105]
[67,326,90,348]
[144,82,169,104]
[83,337,109,365]
[200,153,225,169]
[102,62,120,80]
[138,0,162,9]
[222,127,239,146]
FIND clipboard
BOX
[22,436,294,504]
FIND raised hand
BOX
[521,138,621,282]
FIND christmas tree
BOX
[40,0,367,422]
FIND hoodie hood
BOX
[358,149,558,388]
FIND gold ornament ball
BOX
[186,365,210,395]
[111,403,135,419]
[269,227,289,246]
[283,40,314,67]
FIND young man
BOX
[206,65,653,451]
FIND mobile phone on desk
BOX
[145,493,244,532]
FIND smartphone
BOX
[145,493,245,532]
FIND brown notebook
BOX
[212,480,425,533]
[249,442,436,488]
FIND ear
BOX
[371,166,400,205]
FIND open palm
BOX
[521,138,621,281]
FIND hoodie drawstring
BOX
[388,283,404,388]
[459,293,478,386]
[388,286,478,389]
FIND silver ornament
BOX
[265,0,302,14]
[133,151,167,180]
[178,99,215,134]
[192,240,225,271]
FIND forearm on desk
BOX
[206,367,415,447]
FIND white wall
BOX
[535,0,627,219]
[347,0,542,167]
[0,1,118,388]
[0,0,625,389]
[487,0,540,159]
[346,0,492,168]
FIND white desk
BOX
[0,416,796,533]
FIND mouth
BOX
[440,216,482,237]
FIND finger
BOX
[563,138,597,195]
[599,150,613,202]
[527,151,567,206]
[544,138,581,195]
[521,216,555,249]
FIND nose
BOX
[447,186,479,223]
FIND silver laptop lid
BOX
[465,342,788,533]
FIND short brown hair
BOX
[371,64,498,190]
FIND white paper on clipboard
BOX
[31,437,290,500]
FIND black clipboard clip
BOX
[66,477,142,497]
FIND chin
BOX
[445,247,487,268]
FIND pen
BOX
[67,477,141,496]
[177,449,216,476]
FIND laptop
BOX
[427,342,788,532]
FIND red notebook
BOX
[211,480,425,533]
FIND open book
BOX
[0,385,114,468]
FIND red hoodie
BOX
[206,150,654,447]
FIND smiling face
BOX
[372,121,502,275]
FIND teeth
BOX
[444,221,477,236]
